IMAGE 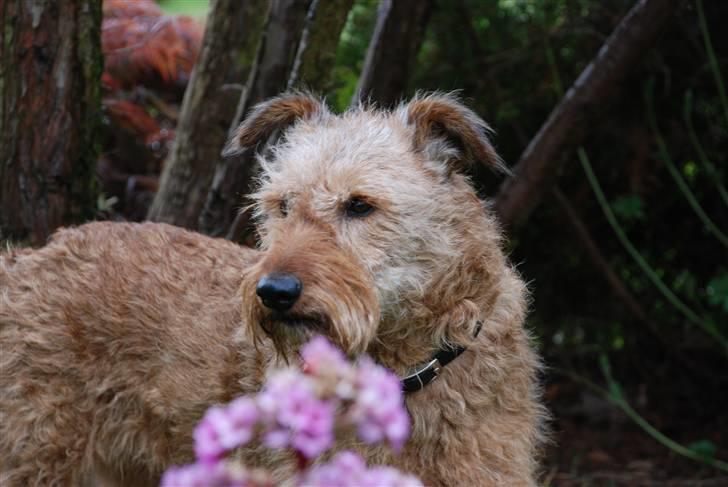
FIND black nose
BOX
[256,273,302,311]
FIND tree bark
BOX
[224,0,353,243]
[198,0,311,238]
[287,0,354,92]
[1,0,102,245]
[146,0,268,228]
[352,0,433,107]
[494,0,679,229]
[242,0,312,114]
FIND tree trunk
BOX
[493,0,679,229]
[352,0,433,107]
[240,0,312,115]
[198,0,311,238]
[224,0,353,243]
[287,0,354,92]
[146,0,268,228]
[1,0,102,245]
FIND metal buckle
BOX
[433,358,442,374]
[402,358,444,392]
[416,358,442,385]
[430,358,442,382]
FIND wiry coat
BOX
[0,93,546,486]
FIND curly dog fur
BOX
[1,92,546,486]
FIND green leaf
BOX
[611,195,645,222]
[706,274,728,312]
[683,160,699,180]
[688,440,717,459]
[674,270,698,298]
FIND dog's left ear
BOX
[403,93,505,174]
[223,92,329,156]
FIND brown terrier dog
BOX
[0,93,546,486]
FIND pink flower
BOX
[165,337,420,485]
[193,406,230,462]
[160,461,272,487]
[301,451,422,487]
[349,357,410,451]
[357,466,423,487]
[300,451,366,486]
[301,335,350,376]
[223,397,259,447]
[301,335,356,399]
[258,369,335,459]
[193,397,259,462]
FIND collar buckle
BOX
[431,358,442,377]
[402,357,443,393]
[400,321,483,394]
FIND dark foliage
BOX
[4,0,727,482]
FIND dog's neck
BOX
[400,321,483,393]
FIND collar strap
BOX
[401,322,482,394]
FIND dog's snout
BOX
[256,273,302,311]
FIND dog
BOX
[0,92,545,486]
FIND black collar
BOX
[401,322,483,393]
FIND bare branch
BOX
[494,0,681,229]
[352,0,433,107]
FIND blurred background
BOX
[1,0,727,484]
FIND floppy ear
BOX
[223,92,328,156]
[403,92,505,173]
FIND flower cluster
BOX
[161,336,421,487]
[301,451,422,487]
[161,461,273,487]
[194,397,260,462]
[257,369,335,459]
[350,357,410,451]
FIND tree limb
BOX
[352,0,433,107]
[494,0,680,229]
[198,0,311,237]
[147,0,268,228]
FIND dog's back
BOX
[0,222,261,486]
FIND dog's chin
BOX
[255,310,375,360]
[272,313,325,330]
[257,313,326,362]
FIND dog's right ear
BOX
[402,92,506,175]
[223,92,328,156]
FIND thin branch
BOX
[599,355,728,472]
[552,361,728,473]
[696,0,728,126]
[552,188,651,325]
[578,147,727,351]
[547,48,715,373]
[645,82,728,248]
[552,188,715,379]
[683,90,728,209]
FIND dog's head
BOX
[231,92,504,363]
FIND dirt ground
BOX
[543,378,728,486]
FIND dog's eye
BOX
[279,199,288,217]
[345,198,374,217]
